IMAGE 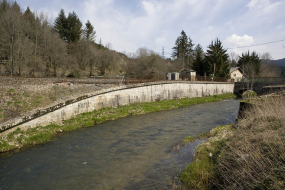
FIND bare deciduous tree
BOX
[1,1,22,76]
[259,52,281,77]
[229,52,239,67]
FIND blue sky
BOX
[16,0,285,60]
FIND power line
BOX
[226,39,285,50]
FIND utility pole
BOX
[162,46,167,74]
[214,63,216,77]
[183,49,185,70]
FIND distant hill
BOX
[271,58,285,67]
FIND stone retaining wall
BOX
[0,81,234,136]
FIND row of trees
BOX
[54,9,96,44]
[172,30,281,79]
[0,1,282,79]
[172,31,230,78]
[0,0,174,79]
[0,1,195,79]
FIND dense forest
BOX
[0,0,283,78]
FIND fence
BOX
[195,76,229,82]
[245,77,285,83]
[124,74,230,84]
[0,74,231,86]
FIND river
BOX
[0,99,240,189]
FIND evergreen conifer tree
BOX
[172,30,194,69]
[84,20,96,42]
[238,51,261,76]
[66,11,82,43]
[192,44,205,76]
[204,38,230,78]
[53,9,67,41]
[24,6,32,15]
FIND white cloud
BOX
[224,34,254,47]
[264,1,282,13]
[277,24,284,29]
[81,0,114,17]
[17,0,285,59]
[141,1,156,16]
[247,0,282,13]
[155,37,166,45]
[247,0,260,8]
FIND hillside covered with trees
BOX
[0,0,283,79]
[0,1,128,77]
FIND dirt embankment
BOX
[0,77,119,124]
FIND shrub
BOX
[67,69,81,78]
[242,90,257,98]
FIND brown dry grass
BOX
[0,82,116,123]
[215,96,285,189]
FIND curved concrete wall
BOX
[0,82,234,136]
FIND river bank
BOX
[0,77,118,124]
[0,94,235,153]
[180,95,285,189]
[0,97,240,189]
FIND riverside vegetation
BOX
[180,95,285,190]
[0,93,235,153]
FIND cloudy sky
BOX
[17,0,285,60]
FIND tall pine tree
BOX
[66,11,82,43]
[192,44,205,76]
[54,10,82,43]
[84,20,96,42]
[172,30,194,69]
[53,9,67,41]
[204,38,230,78]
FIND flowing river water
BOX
[0,99,240,189]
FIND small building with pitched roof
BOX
[230,67,244,82]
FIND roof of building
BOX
[180,69,196,72]
[230,67,243,74]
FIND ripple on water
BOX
[0,99,240,189]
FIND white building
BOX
[230,67,244,82]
